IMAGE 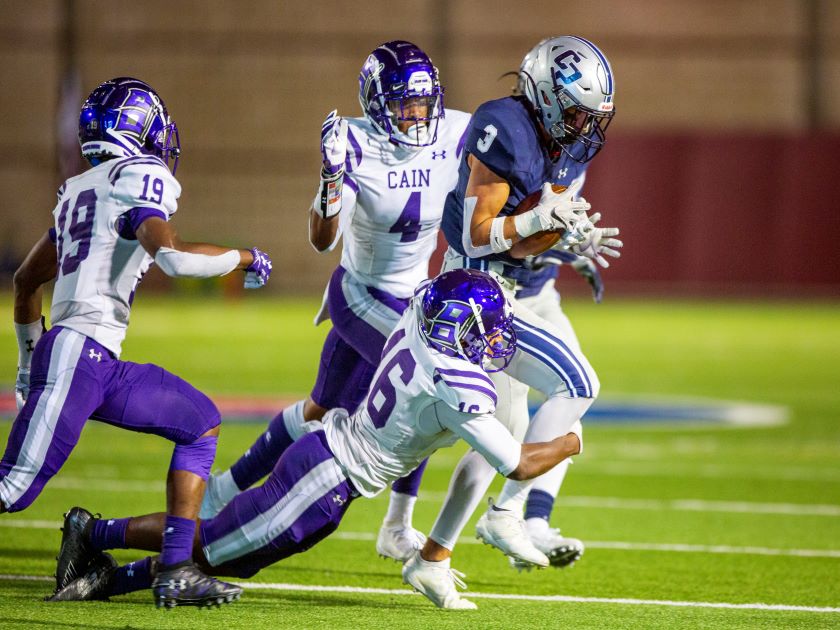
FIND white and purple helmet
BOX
[78,77,181,173]
[518,36,615,163]
[358,40,445,147]
[417,269,516,372]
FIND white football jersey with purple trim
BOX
[50,155,180,356]
[335,110,471,298]
[323,299,521,497]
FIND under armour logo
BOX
[107,519,115,526]
[332,494,345,506]
[432,150,446,160]
[25,339,35,353]
[126,563,135,577]
[557,167,568,179]
[88,349,102,362]
[265,431,272,443]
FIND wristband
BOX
[514,209,543,239]
[314,166,344,219]
[15,318,44,368]
[489,217,512,253]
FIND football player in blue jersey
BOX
[412,36,623,590]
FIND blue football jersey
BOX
[441,96,590,270]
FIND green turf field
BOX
[0,294,838,629]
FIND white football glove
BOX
[15,368,30,411]
[514,181,591,240]
[313,111,349,219]
[319,110,348,176]
[571,212,623,268]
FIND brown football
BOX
[508,184,567,259]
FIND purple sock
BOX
[230,409,294,490]
[524,489,555,521]
[109,556,153,596]
[391,458,428,496]
[89,517,131,551]
[160,515,196,567]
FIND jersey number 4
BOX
[389,192,421,243]
[56,188,97,276]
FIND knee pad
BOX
[170,435,218,480]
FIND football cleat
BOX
[402,551,477,610]
[510,527,584,572]
[475,501,549,568]
[376,523,427,562]
[151,561,242,609]
[55,506,97,591]
[47,552,117,602]
[198,472,226,520]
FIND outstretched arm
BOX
[136,217,271,287]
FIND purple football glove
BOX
[244,248,272,289]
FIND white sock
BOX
[216,468,242,500]
[494,478,533,513]
[283,400,308,440]
[384,491,416,528]
[531,459,570,498]
[429,449,496,549]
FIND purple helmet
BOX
[418,269,516,372]
[358,40,445,147]
[78,77,180,173]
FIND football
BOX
[508,184,568,259]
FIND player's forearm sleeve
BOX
[461,196,496,258]
[435,404,521,476]
[154,247,239,278]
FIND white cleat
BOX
[199,472,228,520]
[510,528,584,571]
[402,551,477,610]
[475,502,550,568]
[376,523,427,562]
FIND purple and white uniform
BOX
[311,112,471,425]
[0,156,220,512]
[200,296,521,576]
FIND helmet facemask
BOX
[358,41,445,148]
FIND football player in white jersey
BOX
[47,270,582,611]
[2,77,272,608]
[199,41,472,562]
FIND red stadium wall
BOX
[432,133,840,298]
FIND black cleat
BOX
[151,561,242,609]
[47,552,117,602]
[55,507,97,591]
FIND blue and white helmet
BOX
[78,77,181,173]
[518,36,615,163]
[358,40,445,147]
[417,269,516,372]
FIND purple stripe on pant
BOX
[201,431,357,578]
[0,327,220,512]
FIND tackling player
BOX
[47,269,583,610]
[422,36,623,580]
[198,41,472,562]
[1,77,272,608]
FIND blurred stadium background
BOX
[1,0,839,296]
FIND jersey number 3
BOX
[56,188,97,276]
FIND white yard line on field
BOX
[3,519,839,559]
[0,573,835,614]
